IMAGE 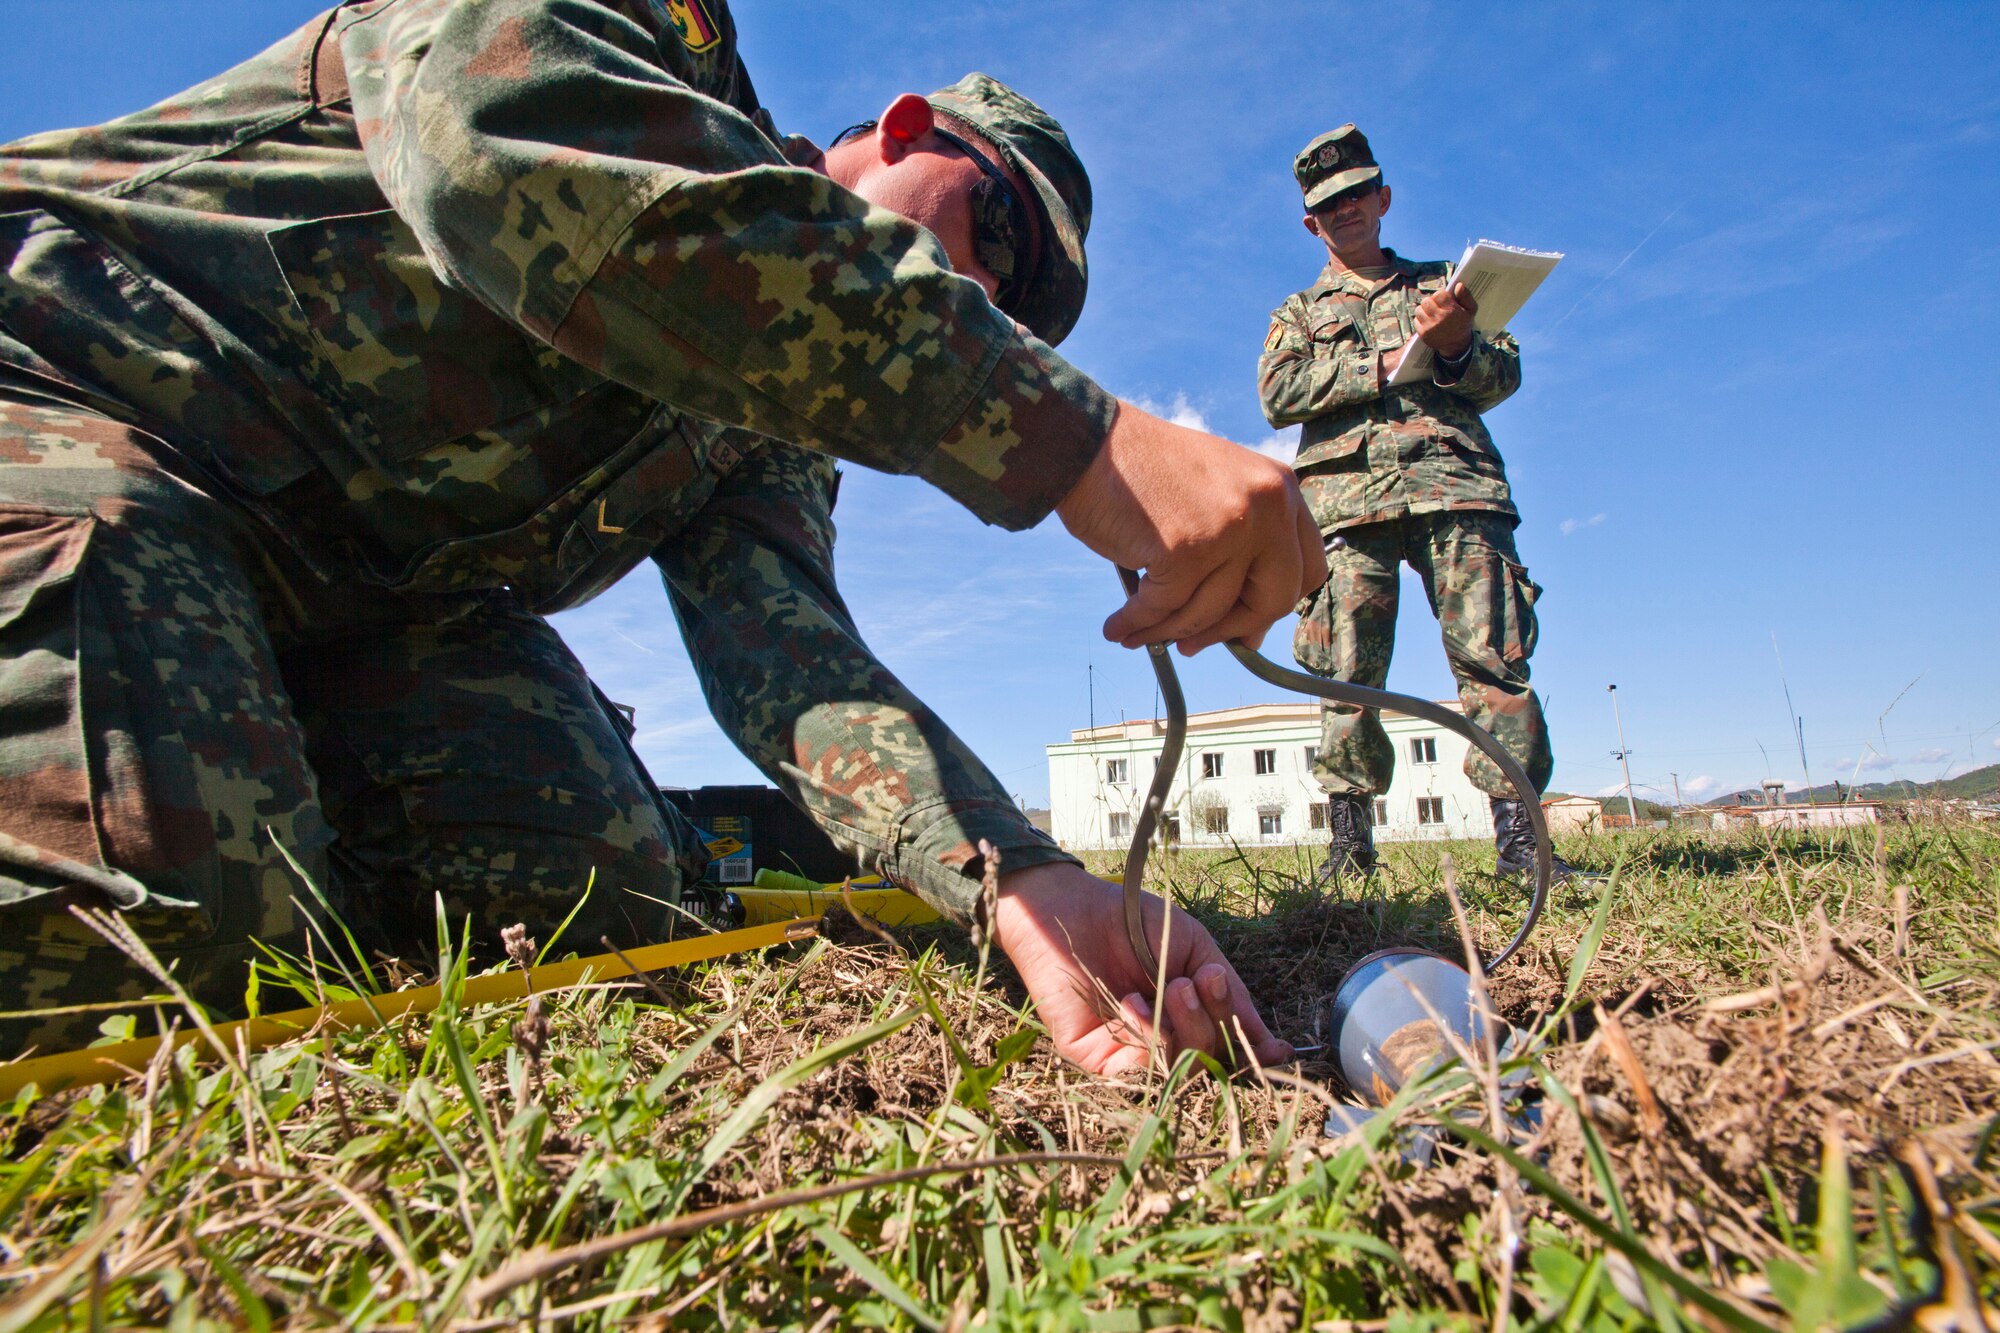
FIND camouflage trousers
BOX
[1292,511,1553,801]
[0,396,703,1059]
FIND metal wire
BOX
[1115,569,1551,978]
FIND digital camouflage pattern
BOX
[0,0,1093,1052]
[1258,251,1521,533]
[659,432,1062,896]
[1260,250,1547,801]
[1292,513,1552,801]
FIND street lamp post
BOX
[1608,685,1640,829]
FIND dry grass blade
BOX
[1593,1003,1666,1138]
[468,1152,1124,1308]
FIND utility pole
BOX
[1796,715,1815,803]
[1669,771,1683,809]
[1608,684,1640,828]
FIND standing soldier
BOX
[1258,124,1578,883]
[0,0,1324,1072]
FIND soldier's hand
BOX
[1055,402,1326,655]
[1414,280,1477,361]
[992,862,1293,1077]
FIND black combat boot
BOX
[1491,798,1593,881]
[1314,793,1379,888]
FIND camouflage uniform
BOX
[0,0,1109,1054]
[1259,248,1553,801]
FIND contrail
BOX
[1543,201,1684,335]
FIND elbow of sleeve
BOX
[917,336,1117,530]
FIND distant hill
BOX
[1544,791,1675,821]
[1716,764,1999,807]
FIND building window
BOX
[1417,797,1445,825]
[1104,758,1127,784]
[1253,748,1277,775]
[1162,816,1181,846]
[1259,811,1283,837]
[1201,752,1224,779]
[1410,736,1437,765]
[1373,799,1390,826]
[1303,746,1318,770]
[1107,811,1132,840]
[1309,803,1328,830]
[1202,806,1229,835]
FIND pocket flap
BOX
[1293,433,1367,472]
[0,505,91,631]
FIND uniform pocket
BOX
[1459,526,1540,670]
[0,210,317,496]
[267,209,603,465]
[1307,297,1367,348]
[0,505,196,919]
[1292,431,1367,473]
[1498,551,1541,667]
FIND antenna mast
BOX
[1608,684,1639,827]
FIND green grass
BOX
[1,821,1996,1330]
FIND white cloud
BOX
[1131,392,1300,463]
[1250,427,1301,464]
[1129,391,1210,433]
[1991,736,2000,751]
[1910,746,1953,765]
[1559,513,1608,536]
[1836,752,1895,773]
[1680,774,1724,798]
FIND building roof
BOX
[1063,698,1462,744]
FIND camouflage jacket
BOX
[1257,251,1520,533]
[0,0,1102,918]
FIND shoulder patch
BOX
[1265,321,1287,351]
[652,0,721,52]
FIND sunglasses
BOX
[836,120,1037,317]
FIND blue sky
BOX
[6,2,1995,809]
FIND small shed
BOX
[1542,795,1603,835]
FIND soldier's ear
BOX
[874,93,935,163]
[1376,185,1391,217]
[1302,213,1325,239]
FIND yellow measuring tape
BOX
[0,915,820,1101]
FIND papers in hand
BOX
[1388,240,1562,386]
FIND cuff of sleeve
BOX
[1433,337,1478,386]
[1351,352,1380,393]
[879,800,1081,926]
[916,334,1118,531]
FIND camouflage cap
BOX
[927,73,1091,346]
[1295,124,1380,210]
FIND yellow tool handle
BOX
[0,916,819,1101]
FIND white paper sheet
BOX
[1388,240,1563,386]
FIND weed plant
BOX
[0,821,1994,1329]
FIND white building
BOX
[1046,701,1497,852]
[1710,802,1882,831]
